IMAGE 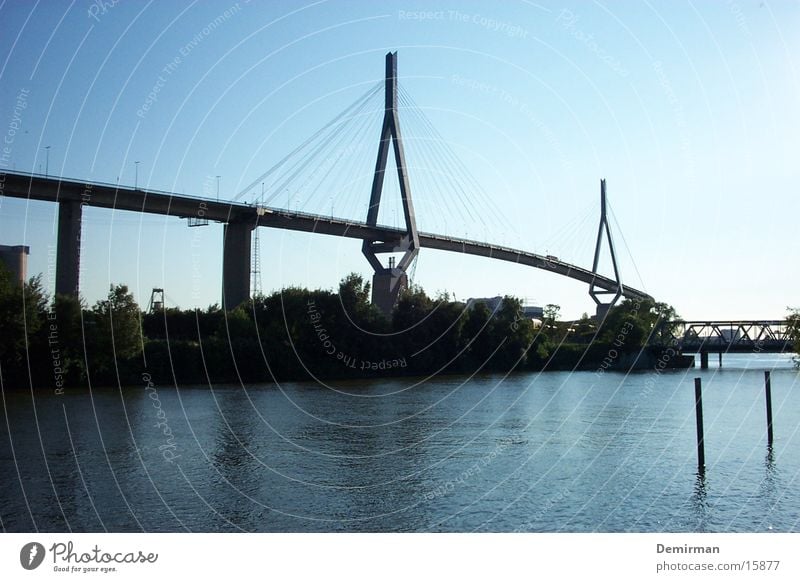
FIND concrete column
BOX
[56,200,82,296]
[372,268,407,316]
[595,302,611,321]
[700,351,709,369]
[222,221,252,310]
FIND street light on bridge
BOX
[43,145,51,177]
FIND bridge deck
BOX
[2,172,652,301]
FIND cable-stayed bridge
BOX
[1,52,652,316]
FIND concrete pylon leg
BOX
[56,200,82,296]
[372,268,407,316]
[222,222,252,310]
[595,302,612,321]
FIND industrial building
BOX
[0,244,30,285]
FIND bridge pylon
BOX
[361,51,419,316]
[589,179,624,319]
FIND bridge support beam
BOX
[700,351,709,369]
[372,268,407,316]
[222,221,253,310]
[56,200,82,296]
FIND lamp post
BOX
[216,175,221,201]
[134,161,141,189]
[44,146,51,177]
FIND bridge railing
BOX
[5,170,231,205]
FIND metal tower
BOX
[361,51,420,315]
[147,288,165,313]
[250,188,263,297]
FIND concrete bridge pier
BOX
[372,267,407,316]
[595,302,612,321]
[700,351,709,369]
[222,220,253,310]
[56,200,83,296]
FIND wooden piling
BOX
[765,371,774,447]
[694,377,705,472]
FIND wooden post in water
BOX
[765,371,774,447]
[694,377,705,472]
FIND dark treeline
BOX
[0,264,725,391]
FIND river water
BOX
[2,354,798,532]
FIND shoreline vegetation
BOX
[1,266,795,391]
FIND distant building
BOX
[465,296,544,320]
[0,245,30,286]
[522,305,544,319]
[465,295,504,313]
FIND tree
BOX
[393,284,433,329]
[542,303,561,341]
[50,293,88,382]
[491,296,535,369]
[218,305,255,339]
[0,264,47,367]
[598,298,680,352]
[572,312,596,342]
[650,302,680,345]
[339,272,370,304]
[462,300,495,366]
[543,303,560,322]
[86,284,143,375]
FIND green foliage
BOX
[50,293,88,381]
[219,305,255,339]
[570,312,597,343]
[85,284,143,375]
[542,303,561,341]
[543,303,561,322]
[394,287,463,371]
[338,273,370,311]
[597,298,680,352]
[0,264,48,367]
[462,301,494,364]
[2,264,681,386]
[492,296,535,369]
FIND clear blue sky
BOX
[1,0,798,320]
